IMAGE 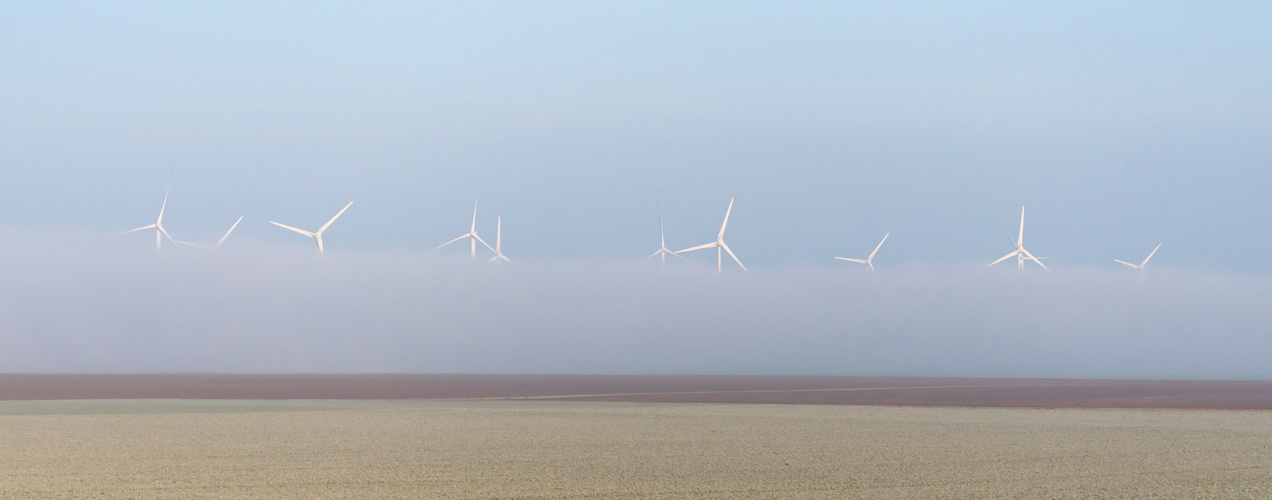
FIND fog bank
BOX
[1,228,1268,378]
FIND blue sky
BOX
[2,1,1271,269]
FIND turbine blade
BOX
[472,233,496,253]
[671,249,690,261]
[176,240,206,248]
[1113,259,1139,269]
[718,198,734,240]
[430,234,470,253]
[720,241,747,272]
[157,188,170,223]
[1017,206,1025,248]
[988,250,1020,267]
[657,197,666,248]
[270,221,315,238]
[676,242,717,254]
[1020,248,1050,271]
[648,249,664,260]
[216,216,244,248]
[996,220,1017,249]
[316,235,324,256]
[835,257,867,264]
[158,225,179,246]
[1141,244,1161,267]
[868,233,889,260]
[470,197,479,233]
[317,201,353,234]
[121,224,157,235]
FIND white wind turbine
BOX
[648,200,688,266]
[835,233,889,271]
[1114,244,1160,276]
[270,202,353,256]
[676,198,746,273]
[489,216,511,263]
[432,198,495,259]
[988,206,1049,271]
[121,188,181,252]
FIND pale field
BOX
[2,400,1271,499]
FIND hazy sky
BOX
[2,3,1271,375]
[3,2,1270,268]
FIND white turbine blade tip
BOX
[318,201,353,234]
[987,250,1019,267]
[676,242,716,254]
[431,234,471,253]
[120,224,157,235]
[270,221,315,237]
[217,216,244,247]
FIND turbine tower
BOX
[270,202,353,256]
[432,198,495,259]
[835,233,889,271]
[489,216,511,263]
[1114,244,1160,276]
[676,198,747,273]
[648,199,687,266]
[988,206,1049,271]
[121,188,180,252]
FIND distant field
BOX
[5,374,1272,409]
[3,400,1271,499]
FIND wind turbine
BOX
[648,199,687,266]
[489,216,511,263]
[121,188,180,252]
[676,198,747,273]
[270,202,353,256]
[1114,244,1160,276]
[835,233,889,271]
[988,206,1049,271]
[215,216,244,249]
[432,198,495,259]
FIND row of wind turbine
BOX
[429,198,511,262]
[126,192,1155,273]
[650,198,747,273]
[985,206,1161,275]
[122,188,243,252]
[125,189,515,259]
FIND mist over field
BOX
[2,3,1271,377]
[1,228,1267,378]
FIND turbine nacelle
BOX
[834,233,888,271]
[675,198,746,273]
[122,188,182,253]
[1115,244,1160,275]
[647,198,689,266]
[270,201,353,256]
[987,206,1049,272]
[432,197,497,259]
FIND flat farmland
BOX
[5,374,1272,409]
[3,399,1272,499]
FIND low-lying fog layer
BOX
[1,228,1268,377]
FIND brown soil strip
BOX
[2,374,1271,409]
